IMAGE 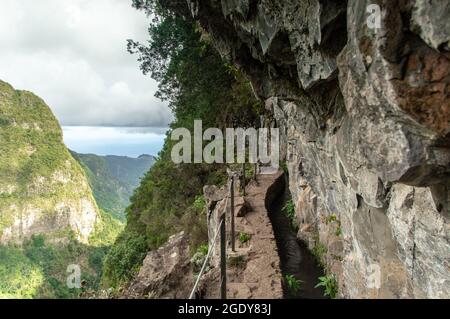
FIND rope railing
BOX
[188,168,259,299]
[188,211,225,299]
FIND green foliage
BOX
[103,155,156,188]
[280,161,288,176]
[324,214,342,237]
[0,245,44,298]
[284,274,302,296]
[315,275,338,299]
[89,210,125,247]
[0,80,126,298]
[72,152,155,221]
[0,80,105,243]
[238,232,251,244]
[312,243,327,267]
[196,244,209,257]
[102,232,149,288]
[282,199,298,232]
[192,195,206,212]
[0,229,122,299]
[324,214,338,224]
[0,116,10,126]
[227,255,246,269]
[239,162,255,186]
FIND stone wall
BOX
[164,0,450,298]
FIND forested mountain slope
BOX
[0,80,100,244]
[0,80,122,298]
[71,152,155,221]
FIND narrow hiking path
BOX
[226,168,284,298]
[202,168,325,299]
[201,168,284,299]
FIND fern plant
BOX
[282,199,298,232]
[197,244,209,257]
[284,274,302,296]
[238,232,251,244]
[315,275,338,299]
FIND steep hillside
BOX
[0,80,122,298]
[0,80,101,244]
[104,154,156,189]
[71,152,155,221]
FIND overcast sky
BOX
[63,126,166,157]
[0,0,172,127]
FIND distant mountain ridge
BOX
[103,154,156,188]
[71,152,155,221]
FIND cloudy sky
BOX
[0,0,172,156]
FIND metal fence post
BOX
[230,176,235,252]
[220,213,227,299]
[242,163,246,196]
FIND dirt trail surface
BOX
[202,168,284,299]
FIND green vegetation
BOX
[0,209,122,299]
[89,210,125,247]
[0,237,106,298]
[192,195,206,213]
[102,232,148,288]
[238,232,251,244]
[324,214,338,224]
[228,255,247,269]
[324,214,342,237]
[196,243,209,257]
[0,80,123,298]
[0,245,45,298]
[312,242,327,267]
[0,80,103,242]
[282,199,298,232]
[103,155,156,188]
[241,163,255,186]
[280,161,289,176]
[315,275,338,299]
[284,274,302,296]
[103,1,263,287]
[72,152,155,221]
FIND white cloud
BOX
[0,0,172,127]
[62,126,166,157]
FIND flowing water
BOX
[267,175,327,299]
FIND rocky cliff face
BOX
[161,0,450,298]
[0,80,100,244]
[123,232,195,299]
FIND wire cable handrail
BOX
[188,213,225,299]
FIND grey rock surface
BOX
[124,232,194,299]
[163,0,450,298]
